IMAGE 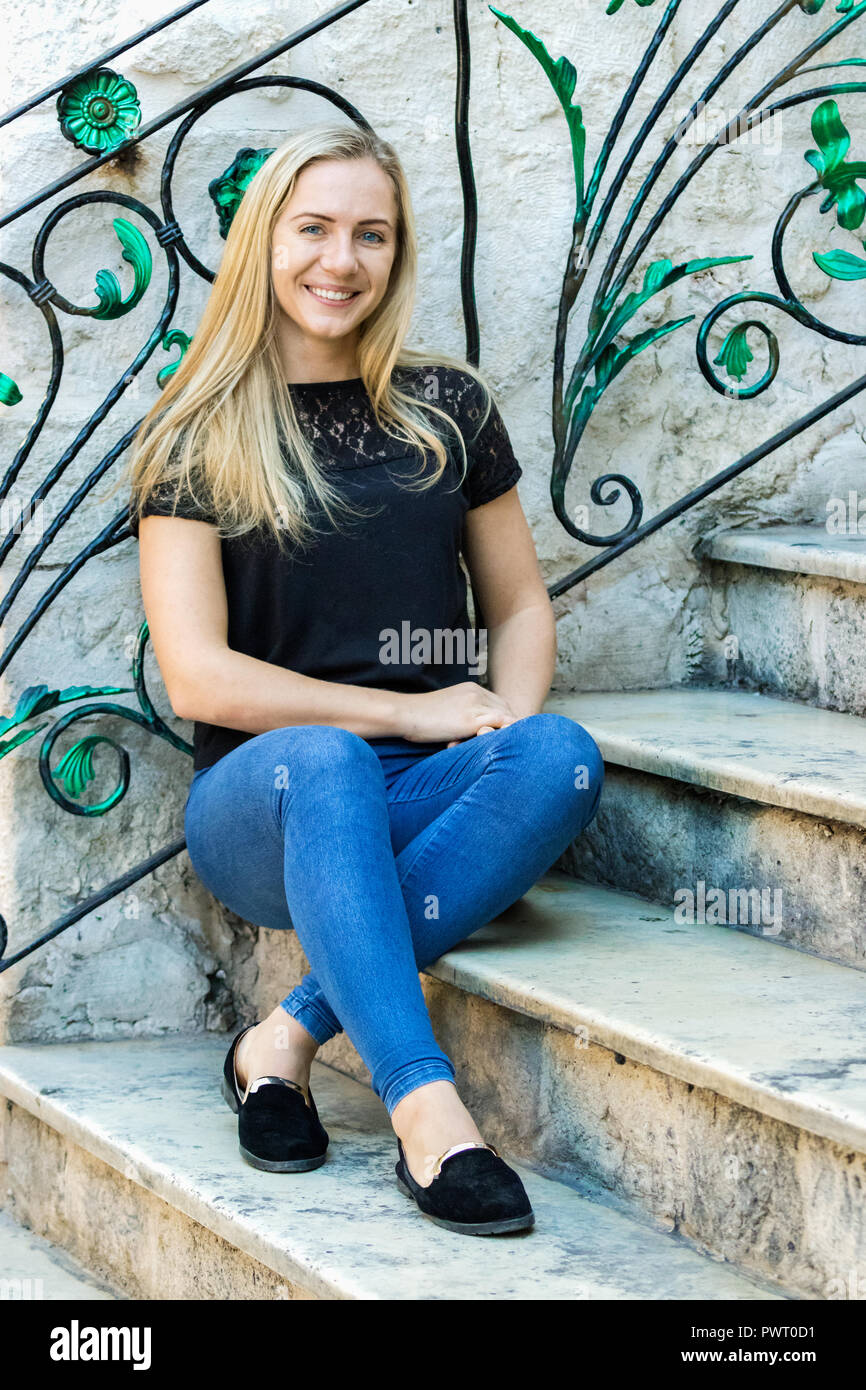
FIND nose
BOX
[318,231,360,277]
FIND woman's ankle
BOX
[236,1009,320,1092]
[271,1006,321,1061]
[390,1080,486,1178]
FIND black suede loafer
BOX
[221,1024,329,1172]
[395,1137,534,1235]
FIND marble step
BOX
[416,870,866,1298]
[546,687,866,968]
[0,1208,122,1300]
[0,1036,779,1303]
[700,525,866,716]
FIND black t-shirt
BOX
[128,363,523,771]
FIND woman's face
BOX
[271,156,398,358]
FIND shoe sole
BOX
[222,1075,327,1172]
[395,1172,535,1235]
[239,1144,327,1173]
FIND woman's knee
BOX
[497,712,604,836]
[501,712,603,787]
[266,724,385,831]
[269,723,383,781]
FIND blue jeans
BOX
[183,711,604,1116]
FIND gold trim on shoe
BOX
[431,1140,499,1180]
[235,1025,312,1109]
[246,1075,311,1108]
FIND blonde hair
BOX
[110,121,498,552]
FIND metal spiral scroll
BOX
[697,159,866,400]
[493,0,866,574]
[0,621,192,971]
[35,623,193,818]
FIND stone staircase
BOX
[2,522,865,1300]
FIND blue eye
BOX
[299,225,384,243]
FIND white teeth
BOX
[307,286,357,301]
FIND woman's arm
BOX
[461,486,556,721]
[138,515,404,738]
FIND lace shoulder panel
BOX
[401,364,523,509]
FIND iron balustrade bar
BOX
[453,0,480,369]
[0,0,213,131]
[0,838,189,973]
[0,0,377,230]
[548,369,866,601]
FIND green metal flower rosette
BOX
[57,66,141,154]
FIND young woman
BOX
[124,122,604,1238]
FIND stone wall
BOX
[1,0,864,1039]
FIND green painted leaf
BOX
[604,0,852,9]
[714,324,755,382]
[813,246,866,277]
[0,724,46,762]
[598,254,750,355]
[0,682,131,739]
[797,0,857,11]
[572,313,694,435]
[605,0,658,12]
[209,148,275,239]
[805,99,866,231]
[566,254,750,414]
[55,737,101,798]
[600,316,695,386]
[92,217,152,321]
[0,373,22,406]
[489,8,586,214]
[157,329,192,388]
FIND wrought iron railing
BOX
[493,0,866,596]
[0,0,481,971]
[1,0,864,969]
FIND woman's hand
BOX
[446,723,497,748]
[397,682,519,745]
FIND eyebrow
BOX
[292,212,393,228]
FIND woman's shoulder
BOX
[394,362,489,422]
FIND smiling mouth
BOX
[304,285,362,304]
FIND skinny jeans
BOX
[183,711,604,1115]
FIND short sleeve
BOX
[461,383,523,510]
[128,477,218,539]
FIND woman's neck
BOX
[277,324,361,386]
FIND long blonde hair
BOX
[112,121,498,551]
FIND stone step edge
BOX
[701,525,866,584]
[424,878,866,1156]
[0,1043,782,1302]
[543,688,866,832]
[0,1063,347,1301]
